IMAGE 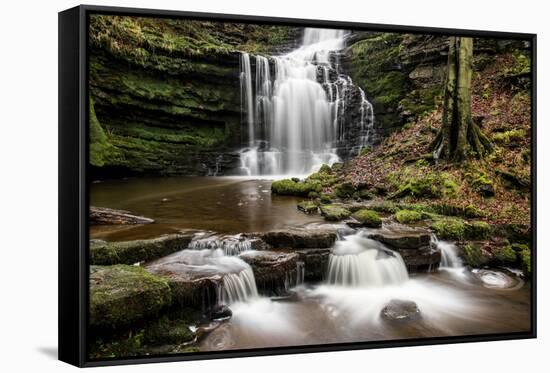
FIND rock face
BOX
[239,251,299,296]
[295,248,331,281]
[253,228,337,249]
[381,299,421,321]
[90,234,193,265]
[88,15,301,177]
[89,265,172,329]
[90,206,155,225]
[367,225,440,271]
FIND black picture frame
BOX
[58,4,537,367]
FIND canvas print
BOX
[87,14,532,359]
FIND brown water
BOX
[90,177,324,241]
[199,271,531,351]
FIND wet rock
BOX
[89,265,172,329]
[90,206,155,225]
[368,225,431,249]
[90,234,193,265]
[239,251,299,296]
[144,316,197,346]
[399,247,441,272]
[253,228,337,249]
[145,253,225,309]
[295,248,331,281]
[381,299,421,321]
[209,304,233,321]
[297,200,319,214]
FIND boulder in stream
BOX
[239,250,299,296]
[381,299,421,321]
[253,228,337,249]
[90,234,193,265]
[89,265,172,329]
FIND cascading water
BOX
[432,235,468,280]
[219,266,259,305]
[188,233,253,256]
[326,233,409,287]
[239,28,374,176]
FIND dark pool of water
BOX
[90,177,324,241]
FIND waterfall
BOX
[296,261,305,286]
[239,28,374,176]
[432,236,464,269]
[188,233,253,256]
[219,266,259,305]
[326,233,409,287]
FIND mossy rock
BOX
[466,221,491,240]
[431,218,467,240]
[271,179,322,196]
[143,315,196,345]
[493,245,517,265]
[464,205,487,218]
[320,205,352,221]
[320,193,334,204]
[90,265,172,329]
[462,244,490,268]
[334,182,356,199]
[471,173,495,197]
[390,172,458,199]
[395,210,423,224]
[353,189,375,200]
[352,209,382,228]
[90,234,192,265]
[297,200,319,214]
[519,248,531,277]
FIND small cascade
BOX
[296,261,305,286]
[188,233,253,256]
[326,233,409,287]
[218,265,259,305]
[239,28,374,176]
[432,236,464,269]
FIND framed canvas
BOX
[58,4,536,367]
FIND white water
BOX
[239,28,374,176]
[219,267,259,305]
[433,236,468,280]
[326,233,409,287]
[188,232,253,256]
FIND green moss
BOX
[431,218,466,240]
[89,265,172,329]
[390,172,458,199]
[271,179,322,196]
[359,147,372,156]
[462,244,489,267]
[491,129,526,145]
[493,245,517,264]
[519,248,531,277]
[297,200,319,214]
[353,189,375,200]
[466,221,491,240]
[143,315,196,345]
[464,205,486,218]
[89,330,145,359]
[320,193,334,204]
[352,209,382,227]
[89,97,119,167]
[395,210,423,224]
[334,182,356,199]
[320,205,352,221]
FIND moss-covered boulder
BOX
[461,244,491,267]
[320,204,352,221]
[352,209,382,227]
[90,265,172,329]
[297,200,319,214]
[271,179,322,196]
[466,221,491,240]
[493,245,517,265]
[90,234,193,265]
[395,210,423,224]
[431,218,467,240]
[143,315,196,346]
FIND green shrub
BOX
[395,210,423,224]
[352,209,382,227]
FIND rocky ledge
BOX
[90,206,155,225]
[239,251,299,296]
[90,234,193,265]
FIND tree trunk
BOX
[432,37,492,161]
